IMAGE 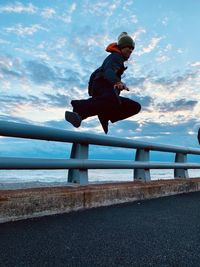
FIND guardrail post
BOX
[134,149,151,181]
[174,153,189,179]
[68,143,89,184]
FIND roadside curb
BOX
[1,178,200,223]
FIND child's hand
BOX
[114,82,129,91]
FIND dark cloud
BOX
[44,119,69,129]
[25,60,56,84]
[129,95,153,110]
[131,119,199,147]
[0,95,30,114]
[0,67,22,78]
[125,68,198,92]
[63,69,82,83]
[139,119,198,134]
[158,99,198,112]
[153,70,197,87]
[0,94,48,117]
[0,137,71,159]
[44,93,70,107]
[0,91,71,114]
[0,94,41,108]
[0,94,71,114]
[0,56,87,89]
[0,55,23,80]
[0,95,27,104]
[112,119,140,132]
[105,119,141,139]
[125,76,146,87]
[24,60,88,89]
[0,114,30,124]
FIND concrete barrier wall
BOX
[1,178,200,223]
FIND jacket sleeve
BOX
[103,54,124,86]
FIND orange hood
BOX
[105,42,121,54]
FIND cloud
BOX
[14,46,50,61]
[1,94,27,104]
[5,24,48,36]
[129,15,138,24]
[162,17,169,26]
[0,2,58,21]
[133,28,146,40]
[137,37,163,56]
[177,49,183,54]
[119,64,200,129]
[0,94,47,122]
[41,8,56,18]
[68,3,77,13]
[124,75,146,88]
[83,0,121,17]
[0,34,199,139]
[0,55,14,69]
[44,93,71,108]
[0,55,24,83]
[153,69,197,87]
[25,60,56,84]
[157,99,198,112]
[155,44,172,63]
[54,38,67,49]
[109,119,140,136]
[0,38,10,45]
[1,67,21,78]
[0,94,41,109]
[0,92,69,123]
[0,55,88,101]
[60,3,76,23]
[127,118,199,146]
[191,61,200,68]
[0,2,37,13]
[156,55,170,63]
[24,60,86,93]
[131,95,153,111]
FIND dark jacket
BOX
[88,43,127,96]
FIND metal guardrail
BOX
[0,120,200,184]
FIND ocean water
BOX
[0,169,200,189]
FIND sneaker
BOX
[65,111,82,128]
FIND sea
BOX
[0,169,200,190]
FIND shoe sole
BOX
[65,111,81,128]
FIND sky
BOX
[0,0,200,160]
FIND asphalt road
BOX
[1,191,200,267]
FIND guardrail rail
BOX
[1,120,200,184]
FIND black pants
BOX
[72,87,141,123]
